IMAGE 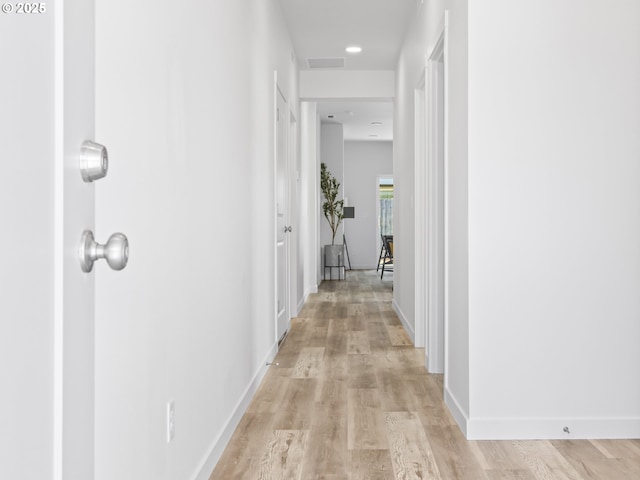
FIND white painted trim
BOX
[414,71,427,351]
[392,299,415,345]
[444,386,468,437]
[192,341,279,480]
[273,71,280,344]
[305,284,318,296]
[53,3,64,478]
[275,74,291,343]
[288,107,298,319]
[298,285,317,314]
[441,7,450,386]
[466,416,640,441]
[425,13,448,376]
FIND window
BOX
[379,177,393,236]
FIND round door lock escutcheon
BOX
[80,140,109,182]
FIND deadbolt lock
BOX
[80,140,108,182]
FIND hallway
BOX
[208,271,640,479]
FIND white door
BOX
[276,86,290,344]
[57,0,100,477]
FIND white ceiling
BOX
[278,0,416,141]
[278,0,418,70]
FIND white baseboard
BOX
[192,341,279,480]
[443,386,640,440]
[299,285,317,313]
[444,387,469,437]
[392,299,415,344]
[466,415,640,440]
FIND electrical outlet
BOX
[167,400,175,443]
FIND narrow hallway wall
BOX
[394,0,469,421]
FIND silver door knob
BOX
[79,230,129,272]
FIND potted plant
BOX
[320,162,344,266]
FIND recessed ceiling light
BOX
[345,45,362,54]
[368,134,378,137]
[371,122,383,126]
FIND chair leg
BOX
[376,244,385,272]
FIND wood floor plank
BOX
[475,441,530,471]
[367,320,392,351]
[325,320,348,357]
[511,440,584,480]
[385,324,413,346]
[349,449,396,480]
[347,302,366,317]
[425,425,490,480]
[347,353,377,388]
[208,412,274,479]
[485,470,538,480]
[376,368,415,412]
[348,388,387,450]
[257,429,308,480]
[307,324,330,347]
[321,352,348,381]
[291,347,325,378]
[347,330,372,355]
[301,414,348,478]
[246,370,290,414]
[272,378,317,430]
[590,438,640,460]
[385,411,442,479]
[346,315,366,331]
[550,440,639,480]
[315,378,347,416]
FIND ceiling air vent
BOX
[307,57,345,69]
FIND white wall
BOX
[320,124,345,252]
[300,70,395,99]
[466,0,640,439]
[301,102,320,296]
[0,11,55,480]
[95,1,298,478]
[343,141,393,269]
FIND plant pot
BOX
[324,244,344,267]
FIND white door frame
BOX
[377,174,394,259]
[274,74,290,344]
[55,1,97,477]
[425,13,448,375]
[288,108,299,317]
[414,72,427,349]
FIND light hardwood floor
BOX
[209,270,640,480]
